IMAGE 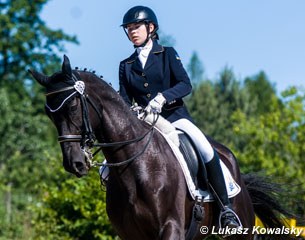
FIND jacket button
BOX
[141,72,146,77]
[144,83,149,88]
[146,93,151,98]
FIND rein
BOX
[46,72,158,168]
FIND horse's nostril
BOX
[73,161,88,177]
[75,161,86,170]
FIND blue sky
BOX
[41,0,305,93]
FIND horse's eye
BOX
[69,98,78,112]
[70,105,78,112]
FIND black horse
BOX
[29,56,295,240]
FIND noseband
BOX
[46,73,157,168]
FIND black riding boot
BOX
[205,150,242,229]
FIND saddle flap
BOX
[142,113,241,202]
[178,131,209,190]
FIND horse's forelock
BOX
[46,71,74,92]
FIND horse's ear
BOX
[28,69,49,86]
[62,55,72,79]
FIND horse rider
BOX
[115,5,242,229]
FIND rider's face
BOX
[126,22,154,46]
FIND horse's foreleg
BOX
[160,219,184,240]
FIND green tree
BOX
[187,51,204,86]
[0,0,78,83]
[187,66,253,144]
[244,71,280,115]
[231,87,305,213]
[158,30,176,46]
[31,162,117,240]
[186,79,218,135]
[0,0,78,193]
[0,83,60,239]
[0,0,78,238]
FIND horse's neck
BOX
[90,88,144,148]
[101,105,141,142]
[99,100,147,185]
[84,78,141,143]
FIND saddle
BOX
[143,113,241,202]
[177,131,208,190]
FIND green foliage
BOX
[0,187,35,240]
[0,0,81,238]
[0,0,78,85]
[0,84,61,238]
[158,30,176,47]
[230,87,305,214]
[0,86,56,189]
[244,71,280,115]
[31,168,117,240]
[186,60,305,217]
[187,66,253,143]
[231,87,305,177]
[187,51,204,86]
[187,80,218,134]
[1,1,304,238]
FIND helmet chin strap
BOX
[133,24,151,48]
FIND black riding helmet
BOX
[121,6,159,47]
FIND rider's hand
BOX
[145,93,166,114]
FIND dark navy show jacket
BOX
[119,40,193,123]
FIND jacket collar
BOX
[126,51,138,64]
[126,40,164,64]
[151,40,164,54]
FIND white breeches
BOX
[172,118,214,163]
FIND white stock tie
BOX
[137,44,152,68]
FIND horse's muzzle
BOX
[72,159,89,177]
[61,143,89,177]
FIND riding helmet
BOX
[121,6,159,30]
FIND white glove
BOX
[145,93,166,113]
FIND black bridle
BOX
[46,72,157,168]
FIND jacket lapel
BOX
[126,41,164,72]
[131,58,143,73]
[126,51,143,73]
[144,41,164,70]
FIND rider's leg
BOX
[205,150,242,228]
[172,118,242,229]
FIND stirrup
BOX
[219,207,242,229]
